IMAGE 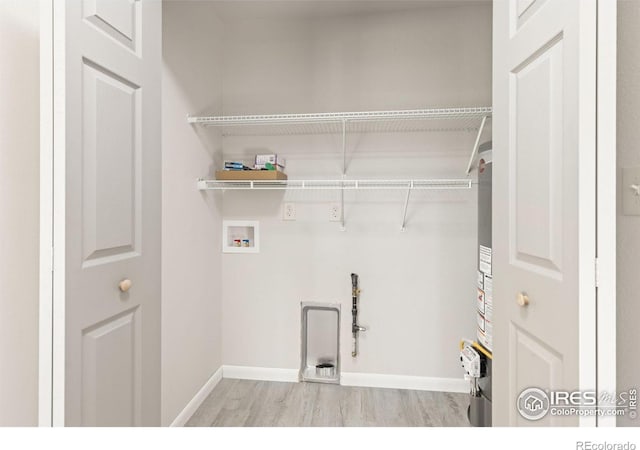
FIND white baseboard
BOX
[221,365,466,393]
[170,366,223,427]
[223,365,299,383]
[341,371,468,393]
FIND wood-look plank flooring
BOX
[186,379,470,427]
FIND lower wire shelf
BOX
[197,178,473,191]
[198,178,473,231]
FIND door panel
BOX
[82,59,140,265]
[83,0,138,51]
[54,0,161,426]
[493,0,597,426]
[511,35,564,276]
[517,0,536,16]
[81,308,141,426]
[514,0,547,31]
[509,323,563,426]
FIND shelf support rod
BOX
[400,181,414,232]
[342,119,347,175]
[465,115,488,175]
[340,186,346,232]
[341,119,347,231]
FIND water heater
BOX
[476,143,493,352]
[466,141,493,428]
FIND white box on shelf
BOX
[222,220,260,253]
[255,154,286,170]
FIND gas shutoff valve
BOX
[460,344,482,397]
[460,345,481,378]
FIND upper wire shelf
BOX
[187,107,492,136]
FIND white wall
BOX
[161,2,224,426]
[220,5,492,380]
[617,0,640,428]
[0,0,40,426]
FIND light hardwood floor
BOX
[186,379,470,427]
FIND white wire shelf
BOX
[188,107,492,136]
[197,179,473,191]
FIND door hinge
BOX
[595,257,600,288]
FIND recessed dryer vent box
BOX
[222,220,259,253]
[300,302,340,384]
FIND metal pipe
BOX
[351,273,366,357]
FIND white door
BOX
[51,0,162,426]
[492,0,597,426]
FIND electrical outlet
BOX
[329,203,342,222]
[283,202,296,221]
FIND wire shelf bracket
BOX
[400,181,414,232]
[465,115,490,175]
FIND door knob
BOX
[517,292,530,307]
[119,279,132,292]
